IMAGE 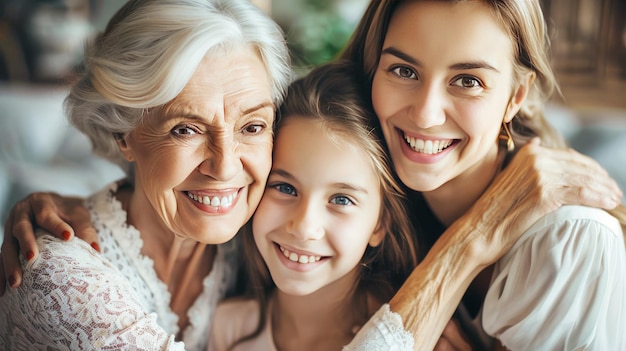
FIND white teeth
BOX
[404,135,453,154]
[187,191,238,208]
[279,246,322,264]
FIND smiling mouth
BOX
[403,133,456,155]
[186,190,239,208]
[279,245,322,264]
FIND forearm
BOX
[389,214,485,351]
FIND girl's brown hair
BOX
[231,60,419,349]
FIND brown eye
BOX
[243,124,264,135]
[172,124,199,136]
[452,76,481,88]
[391,66,417,79]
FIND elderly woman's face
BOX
[121,47,275,244]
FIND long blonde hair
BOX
[341,0,626,233]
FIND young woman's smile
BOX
[372,1,519,198]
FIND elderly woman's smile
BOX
[120,48,275,245]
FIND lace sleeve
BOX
[343,304,414,351]
[0,234,185,351]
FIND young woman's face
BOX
[120,47,275,244]
[372,1,520,193]
[252,117,385,296]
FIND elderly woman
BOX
[0,0,622,350]
[0,0,290,349]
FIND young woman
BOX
[209,61,419,351]
[341,0,626,349]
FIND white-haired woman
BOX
[0,0,290,349]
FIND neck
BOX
[117,183,215,335]
[425,147,505,227]
[272,269,371,351]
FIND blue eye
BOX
[330,195,354,206]
[273,183,297,196]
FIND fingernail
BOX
[25,250,35,261]
[90,242,101,253]
[8,275,16,288]
[62,231,71,241]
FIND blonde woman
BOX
[341,0,626,349]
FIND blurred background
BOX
[1,0,625,231]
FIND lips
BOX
[403,133,454,154]
[279,245,322,264]
[186,190,239,208]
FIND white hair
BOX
[65,0,292,171]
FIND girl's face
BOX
[372,1,528,193]
[252,117,385,296]
[119,47,275,244]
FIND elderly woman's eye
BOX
[243,123,265,135]
[172,125,199,136]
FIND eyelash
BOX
[451,76,483,88]
[272,182,296,196]
[390,65,417,80]
[171,124,200,137]
[389,65,484,89]
[330,195,354,206]
[242,123,266,135]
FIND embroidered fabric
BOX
[0,183,239,351]
[342,304,414,351]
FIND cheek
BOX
[246,140,273,182]
[456,101,506,142]
[252,199,277,243]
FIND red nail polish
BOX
[62,231,71,241]
[25,251,35,261]
[8,275,16,287]
[90,242,101,253]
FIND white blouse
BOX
[349,205,625,350]
[0,183,239,351]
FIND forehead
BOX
[163,46,274,120]
[387,1,513,63]
[274,117,378,179]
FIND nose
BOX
[197,133,243,181]
[285,199,324,241]
[408,83,446,129]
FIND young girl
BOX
[342,0,626,349]
[208,61,419,351]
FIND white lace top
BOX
[0,183,239,351]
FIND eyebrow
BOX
[242,101,275,115]
[162,100,274,121]
[381,46,500,72]
[269,169,370,194]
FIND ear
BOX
[115,133,135,162]
[368,223,386,248]
[504,71,536,123]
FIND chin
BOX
[275,282,319,297]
